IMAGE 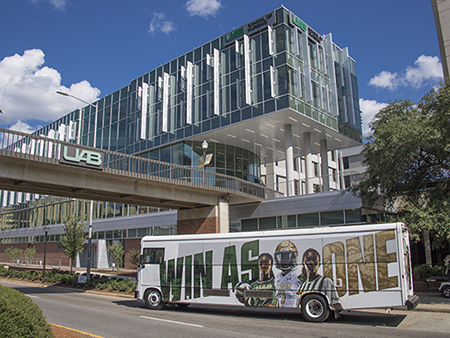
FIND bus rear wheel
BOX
[301,294,330,322]
[144,289,165,310]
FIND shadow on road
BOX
[112,299,407,327]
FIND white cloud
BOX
[149,13,176,35]
[359,98,388,137]
[30,0,67,11]
[369,55,443,91]
[405,55,443,88]
[368,71,399,91]
[186,0,221,17]
[0,49,100,128]
[9,120,41,134]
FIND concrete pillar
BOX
[338,151,345,189]
[97,239,109,269]
[284,124,295,197]
[177,199,229,234]
[217,198,229,233]
[320,139,330,192]
[265,162,276,198]
[303,132,314,194]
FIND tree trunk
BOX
[424,230,432,265]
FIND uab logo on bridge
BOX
[60,145,104,170]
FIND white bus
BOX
[135,222,419,322]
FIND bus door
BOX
[140,247,165,287]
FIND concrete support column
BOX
[320,139,330,192]
[303,132,314,194]
[265,162,276,196]
[284,124,295,197]
[217,198,229,233]
[97,239,109,269]
[338,151,345,189]
[177,199,229,234]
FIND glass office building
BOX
[0,6,364,268]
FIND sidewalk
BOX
[412,292,450,313]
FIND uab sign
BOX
[291,13,306,32]
[60,145,104,170]
[223,11,276,45]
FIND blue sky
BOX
[0,0,444,137]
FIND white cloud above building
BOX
[0,49,100,131]
[30,0,67,11]
[359,98,388,137]
[369,55,443,91]
[149,12,176,35]
[186,0,221,17]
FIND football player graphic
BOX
[298,248,343,311]
[235,253,277,307]
[273,240,305,308]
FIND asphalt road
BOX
[2,280,450,338]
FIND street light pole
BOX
[43,226,50,279]
[202,140,208,185]
[57,91,98,280]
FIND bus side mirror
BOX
[139,255,145,268]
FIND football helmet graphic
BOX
[274,240,298,272]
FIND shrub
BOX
[0,268,137,292]
[413,264,446,281]
[0,284,53,337]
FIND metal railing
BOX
[9,258,62,269]
[0,128,265,199]
[264,170,365,199]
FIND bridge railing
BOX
[0,128,265,199]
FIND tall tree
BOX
[352,81,450,263]
[60,215,88,272]
[128,248,140,270]
[107,242,124,270]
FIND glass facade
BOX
[29,7,361,169]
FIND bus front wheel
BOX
[144,289,165,310]
[301,294,330,322]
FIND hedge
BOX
[0,266,136,293]
[0,284,53,337]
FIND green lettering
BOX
[224,26,245,43]
[291,14,306,32]
[221,245,239,290]
[193,251,212,298]
[241,240,259,282]
[185,255,192,300]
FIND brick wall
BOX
[177,216,218,234]
[124,238,141,270]
[0,242,70,267]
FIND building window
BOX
[297,213,319,227]
[321,210,344,226]
[345,209,361,223]
[242,219,257,232]
[313,162,319,177]
[343,157,349,169]
[344,175,351,188]
[259,217,276,230]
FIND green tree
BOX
[107,242,124,270]
[60,215,88,272]
[5,247,23,263]
[128,248,140,269]
[352,81,450,264]
[23,246,36,264]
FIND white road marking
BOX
[139,315,204,328]
[25,294,39,298]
